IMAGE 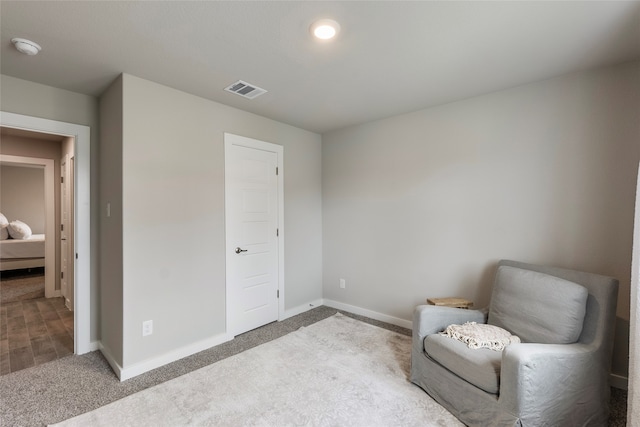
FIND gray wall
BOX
[114,74,322,368]
[4,60,636,380]
[99,76,124,366]
[322,60,640,378]
[1,165,45,234]
[0,75,100,341]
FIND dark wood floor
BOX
[0,296,74,375]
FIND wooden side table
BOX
[426,297,473,309]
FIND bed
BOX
[0,234,46,271]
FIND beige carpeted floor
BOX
[52,313,462,427]
[0,306,629,426]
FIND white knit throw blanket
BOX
[440,322,520,351]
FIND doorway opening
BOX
[0,129,74,374]
[0,111,91,372]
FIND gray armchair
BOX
[411,260,619,426]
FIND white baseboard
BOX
[282,298,324,320]
[322,299,412,330]
[118,332,233,381]
[99,334,234,382]
[610,373,628,390]
[97,299,323,382]
[99,343,123,380]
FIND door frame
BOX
[0,111,92,355]
[224,133,284,335]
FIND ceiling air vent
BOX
[224,80,268,100]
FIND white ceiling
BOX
[1,1,639,134]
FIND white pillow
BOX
[8,220,32,240]
[0,213,10,240]
[440,321,520,351]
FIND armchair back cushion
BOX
[488,266,588,344]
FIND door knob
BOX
[235,247,248,254]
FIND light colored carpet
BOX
[51,313,462,427]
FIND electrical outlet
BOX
[339,278,346,289]
[142,320,153,337]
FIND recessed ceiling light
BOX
[310,19,340,41]
[11,38,41,56]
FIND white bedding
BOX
[0,234,45,259]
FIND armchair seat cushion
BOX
[424,333,502,394]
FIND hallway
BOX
[0,296,73,375]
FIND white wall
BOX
[1,165,45,234]
[322,61,640,378]
[113,74,322,370]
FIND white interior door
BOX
[225,133,282,336]
[68,156,75,311]
[60,155,69,300]
[60,153,75,311]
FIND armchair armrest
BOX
[499,343,605,423]
[412,305,486,354]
